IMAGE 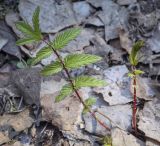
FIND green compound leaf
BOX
[64,54,102,69]
[83,97,96,114]
[52,28,81,50]
[16,6,42,45]
[74,76,107,89]
[129,40,144,66]
[29,47,53,65]
[55,84,73,102]
[41,61,62,76]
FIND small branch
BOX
[95,110,126,132]
[43,40,110,131]
[131,66,137,133]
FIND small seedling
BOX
[15,6,110,131]
[128,40,144,133]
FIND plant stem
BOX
[43,40,110,131]
[132,66,137,133]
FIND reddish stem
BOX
[132,67,137,133]
[43,40,110,131]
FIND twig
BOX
[132,66,137,133]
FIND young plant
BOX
[16,7,110,131]
[128,40,144,133]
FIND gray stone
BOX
[11,68,41,105]
[94,65,132,105]
[111,128,145,146]
[116,0,137,6]
[83,104,132,135]
[87,0,128,41]
[0,36,8,50]
[86,17,104,27]
[147,26,160,53]
[130,77,156,100]
[0,109,34,132]
[5,12,22,38]
[0,21,21,58]
[146,141,160,146]
[73,1,94,23]
[19,0,77,33]
[118,29,132,53]
[0,132,10,145]
[138,98,160,142]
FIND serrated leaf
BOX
[74,76,107,89]
[41,61,62,76]
[32,6,41,33]
[52,28,81,50]
[16,37,35,45]
[64,54,102,69]
[82,107,90,114]
[128,73,135,78]
[29,47,53,65]
[129,40,144,66]
[16,21,34,37]
[85,97,96,106]
[134,69,144,75]
[83,97,96,114]
[55,84,73,102]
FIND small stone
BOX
[0,109,34,132]
[94,65,132,105]
[5,12,22,38]
[118,28,132,53]
[146,141,160,146]
[11,68,41,105]
[0,21,21,58]
[147,26,160,53]
[111,128,145,146]
[0,36,8,50]
[73,1,94,23]
[130,77,156,100]
[138,98,160,142]
[0,132,10,145]
[83,104,132,135]
[86,17,104,27]
[116,0,137,6]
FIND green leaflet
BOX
[83,97,96,114]
[64,54,102,69]
[134,69,144,75]
[128,70,144,78]
[74,76,107,89]
[16,37,35,45]
[29,47,53,65]
[55,84,73,102]
[52,28,81,50]
[32,6,41,35]
[101,136,112,146]
[41,61,62,76]
[129,40,144,66]
[128,72,135,78]
[16,21,34,37]
[16,6,42,45]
